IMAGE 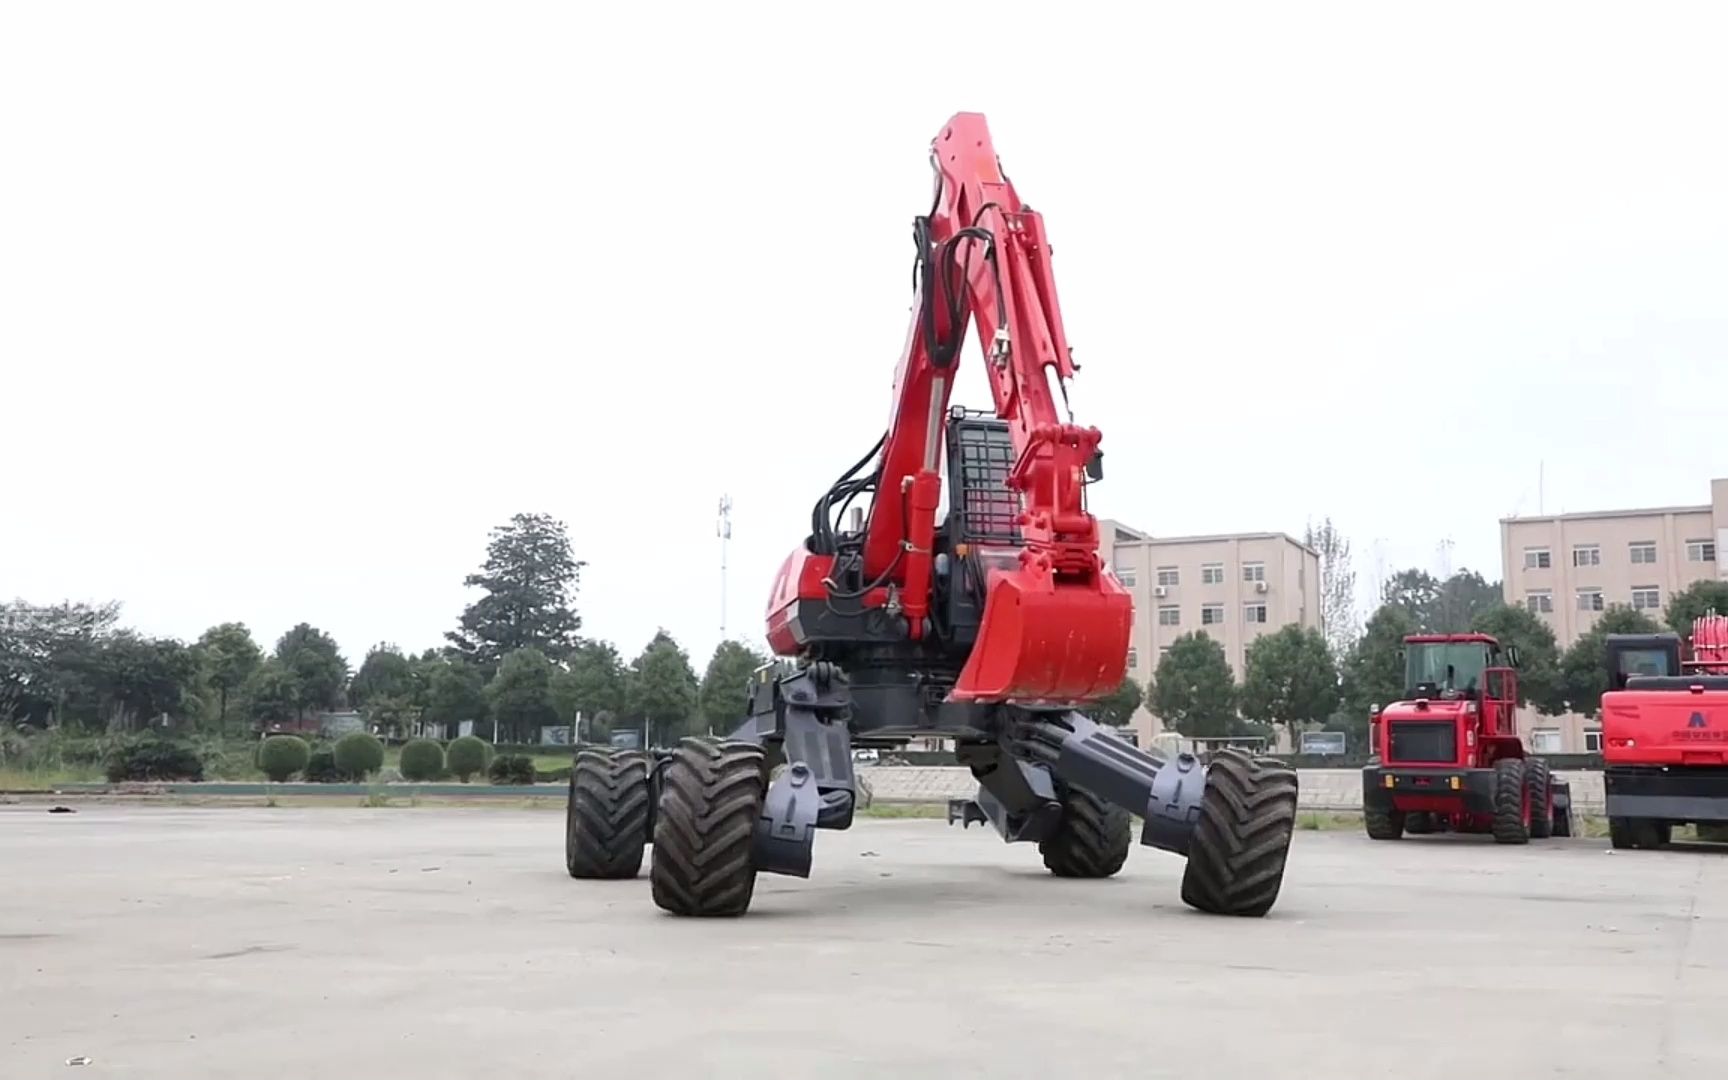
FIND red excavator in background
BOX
[1361,633,1573,843]
[1600,611,1728,849]
[561,112,1299,917]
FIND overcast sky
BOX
[4,2,1726,670]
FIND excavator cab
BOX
[934,409,1024,654]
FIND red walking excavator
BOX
[1600,612,1728,848]
[561,112,1299,917]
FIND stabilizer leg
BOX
[731,662,858,879]
[1010,710,1205,854]
[956,741,1063,843]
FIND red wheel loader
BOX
[562,113,1299,917]
[1600,612,1728,849]
[1361,633,1573,843]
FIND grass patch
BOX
[861,802,948,819]
[0,764,105,790]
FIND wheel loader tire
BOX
[1039,785,1131,878]
[1364,806,1405,840]
[1527,758,1554,839]
[1609,816,1634,849]
[565,749,651,879]
[649,738,767,917]
[1404,811,1435,835]
[1180,749,1298,917]
[1492,758,1529,845]
[1630,818,1670,849]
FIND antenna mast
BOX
[717,495,733,635]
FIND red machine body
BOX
[1599,613,1728,848]
[764,113,1130,706]
[1361,633,1572,842]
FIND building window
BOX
[1576,589,1604,612]
[1112,555,1136,587]
[1572,545,1600,568]
[1242,562,1266,583]
[1584,729,1603,753]
[1244,604,1268,624]
[1524,547,1551,570]
[1531,728,1562,754]
[1127,647,1139,670]
[1688,539,1717,563]
[1157,605,1180,627]
[1632,586,1661,611]
[1158,645,1171,657]
[1525,590,1553,614]
[1630,541,1657,565]
[1156,566,1179,587]
[1201,563,1224,585]
[1201,604,1224,626]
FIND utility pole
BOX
[717,494,733,636]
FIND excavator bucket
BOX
[950,565,1133,704]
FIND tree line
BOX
[1,513,769,746]
[1111,522,1728,753]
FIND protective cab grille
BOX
[946,414,1023,545]
[1388,721,1457,764]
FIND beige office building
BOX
[1499,477,1727,752]
[1098,521,1322,745]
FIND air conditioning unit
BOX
[1154,585,1168,597]
[1255,580,1269,593]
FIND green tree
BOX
[698,639,768,734]
[1149,633,1238,738]
[1470,604,1566,715]
[447,512,585,672]
[0,600,121,727]
[1339,604,1419,747]
[624,629,699,746]
[486,647,559,744]
[1382,568,1503,633]
[1665,580,1728,636]
[241,659,300,728]
[195,622,262,730]
[419,655,489,737]
[349,643,416,706]
[1090,676,1145,729]
[551,639,627,742]
[1240,625,1339,743]
[87,632,204,731]
[1559,604,1664,719]
[1432,570,1503,635]
[274,623,348,720]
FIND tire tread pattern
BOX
[1527,758,1553,839]
[565,749,651,879]
[1491,758,1529,845]
[1040,786,1131,878]
[1180,750,1298,917]
[649,738,766,917]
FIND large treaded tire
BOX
[1527,758,1554,839]
[565,750,651,879]
[1404,811,1435,835]
[1180,749,1298,917]
[649,738,767,917]
[1364,806,1405,840]
[1039,785,1131,878]
[1492,758,1529,845]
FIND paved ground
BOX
[3,805,1726,1079]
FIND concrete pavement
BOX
[2,804,1723,1079]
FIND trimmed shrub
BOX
[333,732,385,780]
[303,747,341,783]
[258,735,311,782]
[104,734,205,783]
[446,736,491,782]
[399,738,445,782]
[488,753,536,786]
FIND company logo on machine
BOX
[1690,711,1709,729]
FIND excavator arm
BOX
[774,112,1131,705]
